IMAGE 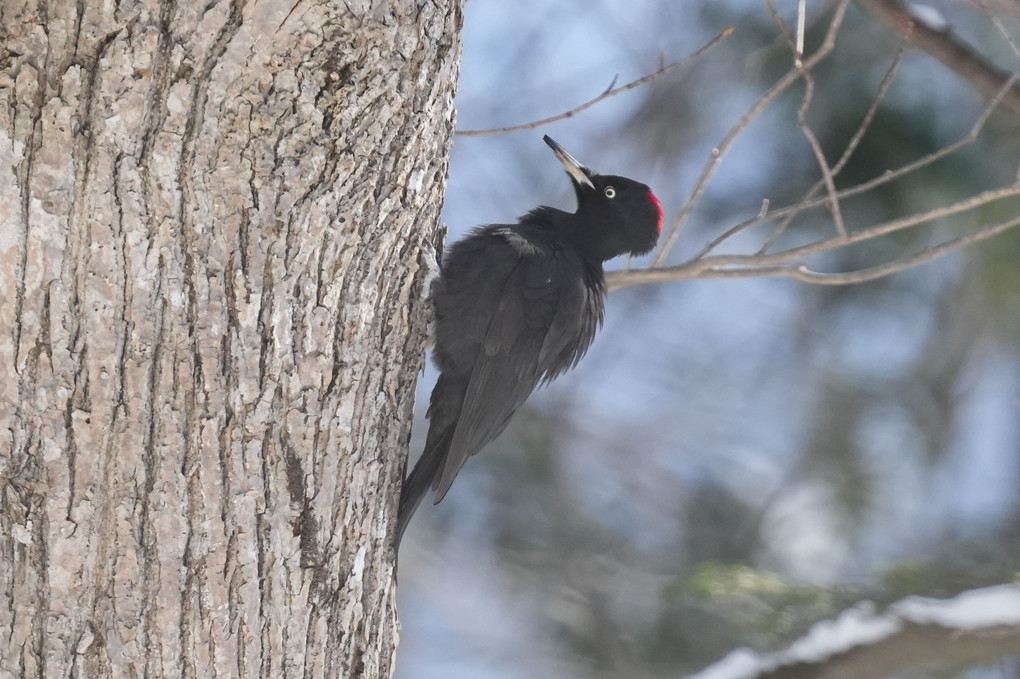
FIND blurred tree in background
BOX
[397,1,1020,678]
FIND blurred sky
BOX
[395,2,1020,678]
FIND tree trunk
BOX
[0,0,462,676]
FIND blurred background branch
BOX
[856,0,1020,112]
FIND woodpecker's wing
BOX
[432,230,596,502]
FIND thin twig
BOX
[765,0,847,238]
[786,213,1020,284]
[607,183,1020,290]
[609,211,1020,287]
[759,32,910,253]
[832,37,908,177]
[994,17,1020,60]
[456,27,734,138]
[765,0,798,52]
[652,0,852,266]
[794,49,847,240]
[796,0,807,64]
[687,36,906,262]
[686,67,1017,263]
[704,184,1020,268]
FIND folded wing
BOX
[432,231,594,501]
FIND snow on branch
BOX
[686,584,1020,679]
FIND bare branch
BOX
[753,183,1020,266]
[760,37,907,253]
[787,213,1020,284]
[765,0,798,52]
[652,0,853,266]
[765,0,848,239]
[687,67,1016,263]
[994,17,1020,60]
[796,0,807,64]
[829,36,907,178]
[607,184,1020,291]
[456,27,734,138]
[855,0,1020,113]
[795,56,848,239]
[961,0,1020,15]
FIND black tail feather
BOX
[395,374,462,551]
[396,444,438,550]
[396,424,455,550]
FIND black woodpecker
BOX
[396,135,663,548]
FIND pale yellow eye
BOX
[604,186,616,199]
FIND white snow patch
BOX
[784,601,901,662]
[686,586,1020,679]
[688,648,762,679]
[894,584,1020,630]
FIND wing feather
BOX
[432,235,594,501]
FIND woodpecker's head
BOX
[544,135,663,261]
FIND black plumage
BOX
[396,136,662,548]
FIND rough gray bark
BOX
[0,0,462,676]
